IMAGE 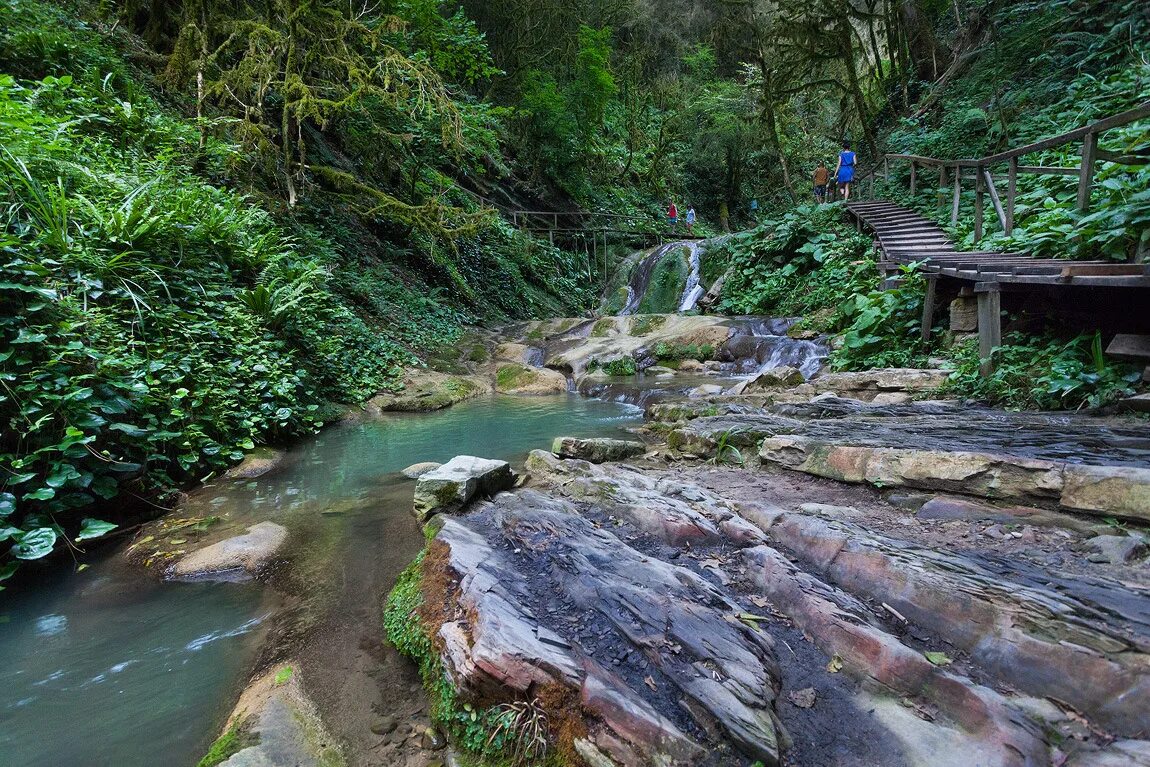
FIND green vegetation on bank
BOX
[0,0,592,579]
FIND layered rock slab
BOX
[427,492,785,766]
[411,456,514,520]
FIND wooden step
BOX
[1107,334,1150,361]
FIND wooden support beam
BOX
[1016,165,1079,176]
[977,287,1002,376]
[921,275,938,342]
[938,165,948,207]
[984,168,1008,232]
[951,167,962,226]
[910,161,917,196]
[974,166,984,240]
[1077,132,1098,211]
[1006,158,1017,236]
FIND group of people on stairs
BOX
[813,141,857,203]
[664,141,856,234]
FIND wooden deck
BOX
[846,201,1150,288]
[847,201,1150,375]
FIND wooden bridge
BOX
[846,100,1150,375]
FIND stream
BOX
[0,394,641,767]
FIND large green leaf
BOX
[76,518,118,542]
[0,492,15,516]
[11,527,58,560]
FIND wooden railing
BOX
[853,100,1150,243]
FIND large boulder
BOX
[171,521,288,579]
[412,456,515,520]
[367,371,491,413]
[728,366,805,395]
[401,462,442,479]
[551,437,646,463]
[494,363,569,395]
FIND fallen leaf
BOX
[924,651,952,666]
[826,654,844,673]
[644,676,657,691]
[750,595,770,608]
[168,538,187,545]
[788,687,817,708]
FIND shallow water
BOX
[0,394,640,767]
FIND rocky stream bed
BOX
[27,309,1146,767]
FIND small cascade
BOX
[677,242,704,312]
[620,243,678,315]
[720,317,828,380]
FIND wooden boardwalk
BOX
[846,201,1150,288]
[847,200,1150,375]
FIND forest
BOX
[2,0,1150,765]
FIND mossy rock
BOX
[629,314,668,336]
[636,247,690,315]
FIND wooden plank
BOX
[1058,264,1149,277]
[1107,334,1150,361]
[910,161,917,196]
[921,275,938,341]
[951,166,962,226]
[1006,158,1017,236]
[1077,132,1098,211]
[977,287,1002,377]
[984,169,1007,232]
[974,166,984,240]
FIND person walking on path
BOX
[834,141,856,201]
[685,205,696,235]
[749,198,759,219]
[668,200,678,232]
[813,162,829,203]
[719,201,730,232]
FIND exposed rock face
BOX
[551,437,646,463]
[494,363,569,395]
[429,496,783,766]
[367,371,491,413]
[412,456,514,520]
[493,342,545,367]
[224,446,289,480]
[171,521,287,579]
[400,452,1150,767]
[1084,534,1148,564]
[401,462,442,479]
[212,663,343,767]
[665,401,1150,520]
[728,366,805,395]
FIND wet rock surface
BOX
[407,443,1150,766]
[551,436,647,463]
[171,521,288,579]
[412,456,514,520]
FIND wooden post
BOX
[1077,131,1098,211]
[921,275,938,342]
[984,169,1007,232]
[950,166,962,226]
[974,165,984,240]
[977,287,1002,377]
[870,173,876,200]
[909,161,917,196]
[884,156,890,181]
[1006,158,1017,236]
[938,165,948,208]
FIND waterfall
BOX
[677,243,704,312]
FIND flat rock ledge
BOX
[171,521,287,579]
[209,662,344,767]
[552,436,647,463]
[397,453,1150,767]
[412,455,515,521]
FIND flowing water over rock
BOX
[678,242,704,311]
[0,395,641,767]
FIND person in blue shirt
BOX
[834,141,856,201]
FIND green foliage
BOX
[197,718,258,767]
[943,332,1140,410]
[602,357,638,377]
[831,264,932,371]
[717,205,878,324]
[384,552,557,765]
[708,428,747,466]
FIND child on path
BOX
[668,200,678,232]
[834,141,856,201]
[813,162,829,203]
[685,205,696,235]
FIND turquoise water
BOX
[0,394,640,767]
